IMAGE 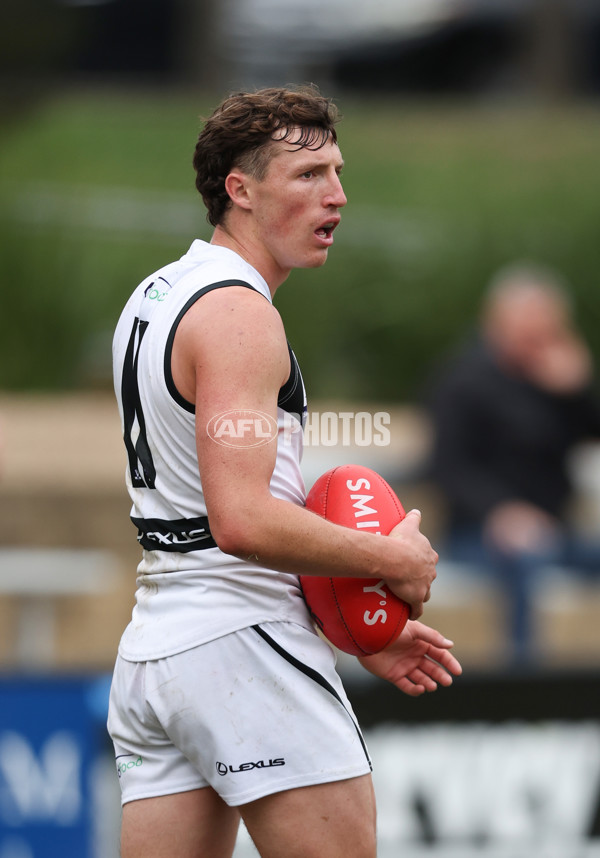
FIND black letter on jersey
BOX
[121,317,156,489]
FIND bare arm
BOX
[172,287,437,619]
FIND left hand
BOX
[357,621,462,697]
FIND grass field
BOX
[2,88,600,399]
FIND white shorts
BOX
[107,622,372,807]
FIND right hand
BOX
[387,509,438,620]
[525,331,592,394]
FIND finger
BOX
[407,622,456,651]
[406,667,438,691]
[423,649,463,681]
[429,646,463,675]
[394,676,428,697]
[389,509,421,536]
[409,601,424,621]
[422,662,454,687]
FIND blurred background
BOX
[1,0,600,855]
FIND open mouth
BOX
[315,222,336,240]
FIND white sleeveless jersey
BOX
[112,239,311,661]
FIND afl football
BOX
[300,464,410,656]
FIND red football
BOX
[300,464,410,656]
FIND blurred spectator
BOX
[427,262,600,665]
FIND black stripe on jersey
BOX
[131,514,217,552]
[164,280,260,413]
[280,343,307,428]
[122,318,156,489]
[251,624,372,770]
[163,280,306,421]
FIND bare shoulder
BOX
[182,285,284,343]
[172,285,289,403]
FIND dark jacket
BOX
[427,336,600,529]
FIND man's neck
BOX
[210,223,288,298]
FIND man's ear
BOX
[224,171,253,211]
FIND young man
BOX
[108,86,461,858]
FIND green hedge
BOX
[2,91,600,400]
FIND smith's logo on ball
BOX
[362,579,390,625]
[347,476,382,533]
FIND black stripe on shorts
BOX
[252,624,372,770]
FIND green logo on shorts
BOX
[116,754,143,777]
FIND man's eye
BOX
[301,171,314,179]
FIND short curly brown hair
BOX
[193,85,340,227]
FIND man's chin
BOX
[307,249,330,269]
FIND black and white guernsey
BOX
[112,239,311,661]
